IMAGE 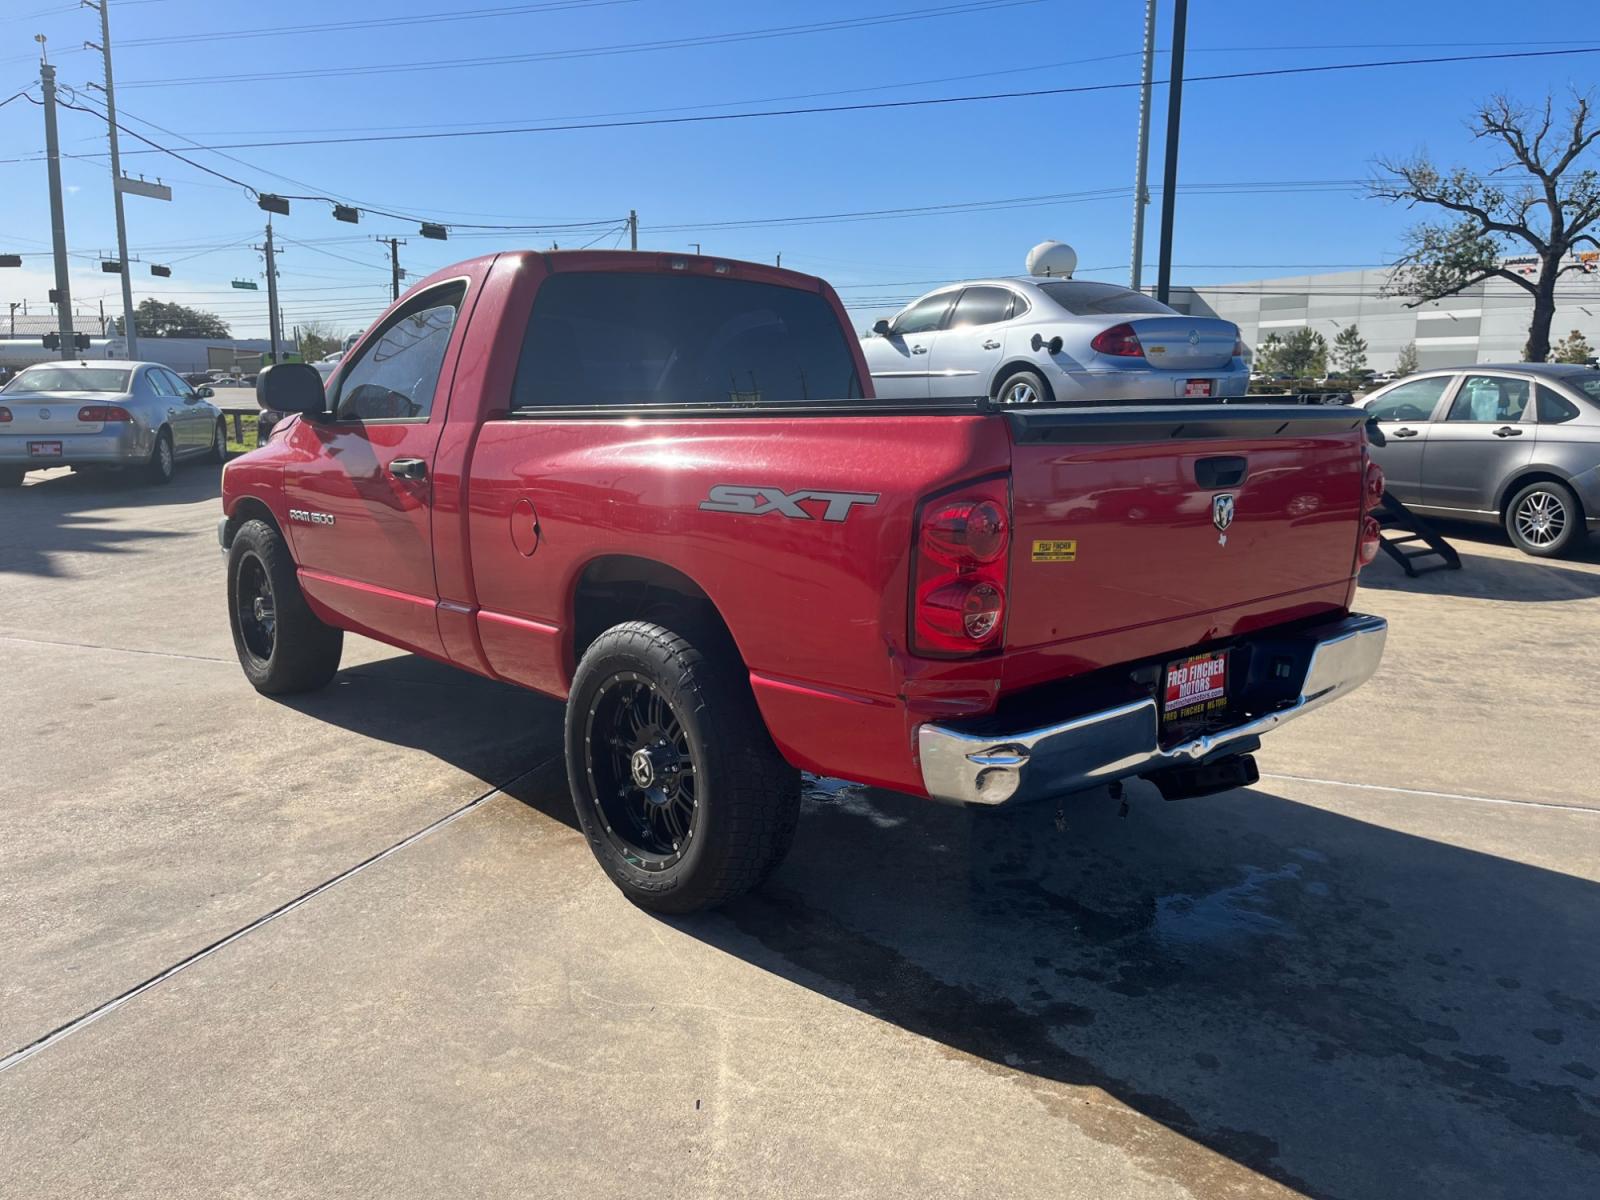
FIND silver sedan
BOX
[862,277,1248,404]
[0,360,226,487]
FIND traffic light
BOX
[75,333,91,350]
[42,333,60,350]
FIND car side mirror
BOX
[197,385,214,398]
[872,318,892,337]
[257,362,326,418]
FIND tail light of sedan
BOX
[0,406,11,423]
[77,405,133,422]
[1090,323,1145,358]
[911,478,1011,657]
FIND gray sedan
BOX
[0,360,226,487]
[862,277,1247,404]
[1357,363,1600,556]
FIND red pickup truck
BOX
[221,250,1388,912]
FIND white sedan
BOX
[863,277,1248,404]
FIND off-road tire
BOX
[565,621,801,913]
[227,517,343,694]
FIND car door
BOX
[280,280,469,658]
[926,286,1014,399]
[862,290,956,399]
[159,367,209,453]
[144,366,189,449]
[1422,372,1536,514]
[1361,375,1454,503]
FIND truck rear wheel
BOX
[227,517,343,694]
[565,621,800,913]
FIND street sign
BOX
[116,176,172,201]
[230,279,259,290]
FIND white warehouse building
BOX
[1168,257,1600,371]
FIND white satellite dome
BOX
[1025,240,1077,278]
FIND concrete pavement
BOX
[2,464,1597,1199]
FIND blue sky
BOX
[1,0,1597,338]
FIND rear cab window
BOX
[511,271,861,409]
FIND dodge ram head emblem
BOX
[1212,493,1235,532]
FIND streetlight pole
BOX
[85,0,137,356]
[1129,0,1157,292]
[1154,0,1188,304]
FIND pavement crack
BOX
[0,633,234,664]
[1261,771,1600,815]
[0,755,558,1077]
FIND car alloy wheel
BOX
[1006,380,1040,404]
[1514,490,1567,548]
[583,670,699,871]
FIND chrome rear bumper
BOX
[917,613,1387,806]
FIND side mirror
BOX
[872,318,892,337]
[197,385,214,398]
[256,362,326,418]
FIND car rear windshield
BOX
[1570,373,1600,404]
[510,271,861,409]
[1037,281,1175,316]
[4,367,131,393]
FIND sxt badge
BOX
[701,485,879,523]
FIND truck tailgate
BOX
[1002,404,1367,685]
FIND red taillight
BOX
[912,480,1010,656]
[1232,337,1246,358]
[77,405,132,422]
[1358,515,1382,566]
[0,406,11,423]
[1090,322,1144,358]
[1365,461,1385,511]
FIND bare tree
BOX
[1370,92,1600,362]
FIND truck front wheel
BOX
[565,621,800,913]
[227,518,343,694]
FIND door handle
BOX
[388,457,428,481]
[911,344,928,355]
[982,339,1001,350]
[1393,427,1419,438]
[1492,425,1523,437]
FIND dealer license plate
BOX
[1183,378,1213,398]
[1161,650,1229,734]
[28,441,63,458]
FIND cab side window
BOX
[334,284,465,422]
[1366,377,1450,423]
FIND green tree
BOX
[111,298,231,339]
[1253,333,1285,374]
[1370,91,1600,362]
[1551,329,1594,363]
[297,320,347,362]
[1331,324,1369,377]
[1395,341,1420,375]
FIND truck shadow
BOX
[698,780,1600,1200]
[283,654,1599,1200]
[0,466,220,578]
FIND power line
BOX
[101,46,1600,151]
[117,0,1048,88]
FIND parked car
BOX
[1356,363,1600,556]
[0,360,225,487]
[220,250,1386,912]
[311,351,344,382]
[862,276,1247,404]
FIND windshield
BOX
[1038,281,1175,316]
[511,272,861,408]
[4,366,131,394]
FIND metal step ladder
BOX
[1371,491,1462,577]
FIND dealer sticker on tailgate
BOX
[1162,650,1229,727]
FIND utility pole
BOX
[1154,0,1187,304]
[260,221,281,362]
[1129,0,1157,292]
[775,252,781,268]
[628,209,638,251]
[38,45,76,360]
[85,0,137,357]
[377,236,405,301]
